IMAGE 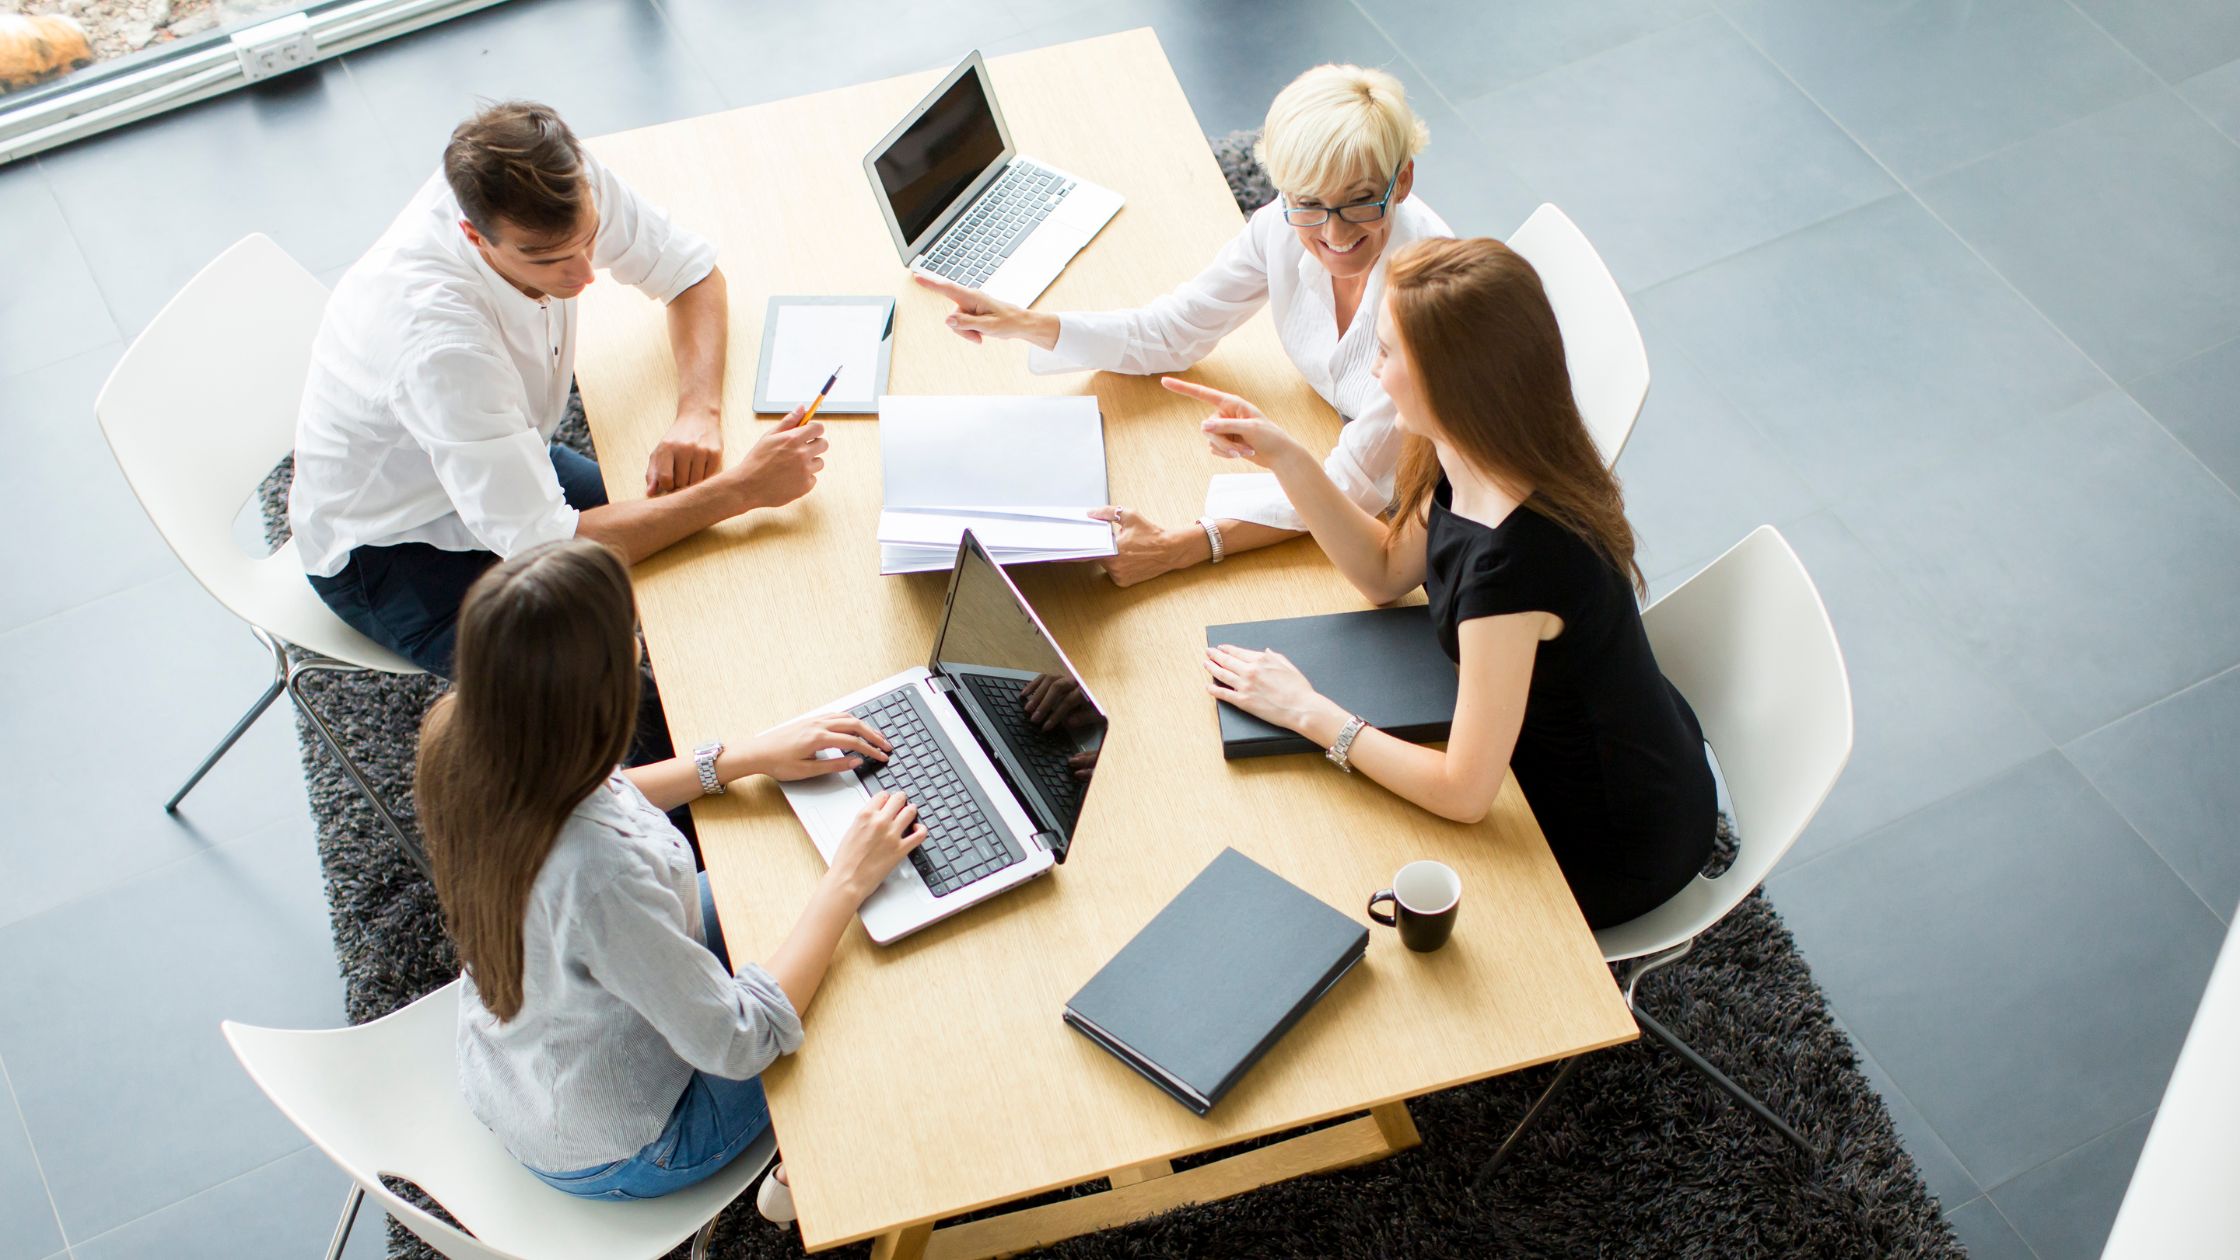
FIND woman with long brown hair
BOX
[1170,237,1713,929]
[418,538,923,1206]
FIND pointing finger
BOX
[912,272,969,300]
[1160,376,1241,408]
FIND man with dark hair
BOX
[289,100,825,677]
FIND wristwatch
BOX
[693,740,725,796]
[1197,516,1226,564]
[1326,715,1367,773]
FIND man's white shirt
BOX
[1026,196,1452,532]
[289,157,716,577]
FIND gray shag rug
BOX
[254,134,1964,1259]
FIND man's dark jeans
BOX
[307,446,692,839]
[309,446,610,678]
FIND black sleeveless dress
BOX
[1423,480,1714,929]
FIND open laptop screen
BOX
[931,534,1106,853]
[873,62,1008,251]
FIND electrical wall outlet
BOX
[231,12,318,82]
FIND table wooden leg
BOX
[870,1222,933,1260]
[916,1105,1422,1260]
[1105,1159,1173,1189]
[1370,1099,1421,1152]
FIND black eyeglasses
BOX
[1281,165,1401,227]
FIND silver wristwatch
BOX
[1197,516,1226,564]
[1326,715,1367,773]
[693,740,725,796]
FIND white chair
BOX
[1506,204,1649,467]
[224,979,777,1260]
[95,234,430,880]
[1478,526,1854,1182]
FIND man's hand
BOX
[646,407,725,496]
[721,408,827,512]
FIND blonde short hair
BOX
[1254,64,1430,202]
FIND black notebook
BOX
[1063,848,1368,1115]
[1205,606,1459,758]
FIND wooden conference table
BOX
[575,28,1635,1260]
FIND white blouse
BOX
[288,158,716,577]
[1027,196,1452,531]
[456,773,803,1172]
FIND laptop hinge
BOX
[1033,830,1063,860]
[927,674,958,695]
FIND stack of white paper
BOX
[878,395,1117,574]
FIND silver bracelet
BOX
[693,740,725,796]
[1197,516,1226,564]
[1326,715,1367,773]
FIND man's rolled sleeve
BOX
[394,343,580,556]
[588,154,717,304]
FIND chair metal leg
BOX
[1633,1007,1820,1165]
[1617,940,1694,1010]
[286,655,434,884]
[166,628,288,812]
[1473,1055,1584,1192]
[326,1183,365,1260]
[690,1215,718,1260]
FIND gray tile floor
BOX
[1,1,2234,1256]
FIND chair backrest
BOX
[94,234,417,669]
[1505,204,1647,467]
[1594,526,1854,962]
[222,980,773,1260]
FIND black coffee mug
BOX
[1367,859,1461,953]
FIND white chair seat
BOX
[1480,527,1853,1183]
[225,980,774,1260]
[96,233,426,860]
[241,539,419,672]
[1596,526,1854,964]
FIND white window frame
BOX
[1,0,508,163]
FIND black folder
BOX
[1205,606,1459,758]
[1063,848,1368,1115]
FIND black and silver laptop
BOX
[863,50,1124,307]
[775,531,1107,942]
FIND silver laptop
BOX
[864,51,1125,308]
[776,531,1107,943]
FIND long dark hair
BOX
[1384,237,1643,595]
[416,539,640,1021]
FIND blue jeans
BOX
[529,874,772,1200]
[308,445,609,678]
[305,445,689,810]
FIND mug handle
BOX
[1367,889,1397,927]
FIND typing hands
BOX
[829,791,928,903]
[741,713,892,781]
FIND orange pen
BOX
[787,364,844,429]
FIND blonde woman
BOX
[918,64,1451,585]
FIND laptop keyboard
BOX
[959,673,1086,818]
[922,163,1075,288]
[851,686,1026,897]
